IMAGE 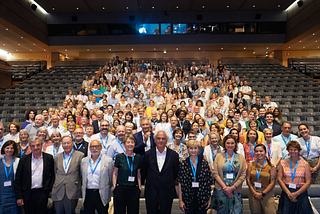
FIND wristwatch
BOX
[262,192,266,197]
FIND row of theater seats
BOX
[9,65,43,81]
[226,63,320,136]
[0,65,99,132]
[292,61,320,78]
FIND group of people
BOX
[0,58,318,214]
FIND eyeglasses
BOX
[90,145,100,149]
[101,124,109,127]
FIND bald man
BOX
[73,128,89,157]
[263,96,278,109]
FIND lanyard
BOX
[90,156,101,174]
[226,152,235,172]
[259,116,265,125]
[73,141,83,151]
[290,157,300,182]
[29,124,38,133]
[20,141,29,157]
[211,145,218,161]
[173,142,182,153]
[126,154,135,175]
[189,157,198,181]
[81,125,86,135]
[117,139,126,152]
[11,133,17,141]
[170,126,174,140]
[199,128,202,134]
[63,149,74,170]
[304,138,311,156]
[0,138,4,148]
[256,159,267,181]
[281,134,291,146]
[100,134,108,149]
[267,142,272,160]
[4,157,14,180]
[53,144,61,157]
[52,126,57,132]
[42,142,46,152]
[161,123,166,130]
[249,142,256,159]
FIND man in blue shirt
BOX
[107,92,118,108]
[93,88,104,103]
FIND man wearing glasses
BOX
[81,140,114,214]
[91,120,115,155]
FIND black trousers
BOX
[113,185,140,214]
[84,189,108,214]
[146,194,173,214]
[24,188,49,214]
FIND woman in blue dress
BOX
[0,140,21,214]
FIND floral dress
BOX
[211,153,243,214]
[178,157,213,214]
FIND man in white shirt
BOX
[14,136,55,214]
[48,115,67,137]
[81,140,114,214]
[153,90,165,109]
[240,80,251,109]
[82,76,90,90]
[76,88,88,104]
[234,111,246,134]
[263,96,278,109]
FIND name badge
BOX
[226,173,233,179]
[254,182,262,188]
[179,154,183,158]
[128,176,135,182]
[289,183,297,189]
[250,160,255,162]
[4,181,11,187]
[192,182,199,188]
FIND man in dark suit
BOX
[133,117,156,158]
[142,130,179,214]
[14,136,55,214]
[92,110,104,134]
[259,111,281,137]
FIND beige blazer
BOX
[81,154,114,206]
[213,152,246,193]
[51,150,84,201]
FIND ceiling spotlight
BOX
[176,48,178,50]
[318,46,319,48]
[154,48,156,50]
[109,49,111,51]
[313,33,315,35]
[152,6,154,9]
[43,49,46,51]
[253,5,256,8]
[176,5,179,9]
[131,49,133,51]
[52,7,55,10]
[163,51,167,53]
[316,41,318,42]
[102,7,105,10]
[30,49,32,51]
[21,37,23,38]
[253,52,255,54]
[76,7,79,10]
[303,47,305,48]
[5,28,8,30]
[300,41,302,42]
[87,49,89,51]
[227,5,229,8]
[126,6,128,9]
[266,47,269,49]
[65,49,67,51]
[16,50,18,51]
[33,44,35,45]
[2,44,5,46]
[18,44,20,46]
[278,4,281,7]
[199,47,201,50]
[244,47,246,49]
[288,47,290,48]
[221,48,223,50]
[202,5,205,8]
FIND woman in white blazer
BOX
[263,128,282,167]
[0,140,20,214]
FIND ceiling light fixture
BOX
[253,5,256,8]
[221,48,223,50]
[152,6,154,9]
[154,48,156,50]
[65,49,67,51]
[109,49,111,51]
[76,7,79,10]
[44,49,46,51]
[52,7,55,10]
[253,52,255,54]
[244,47,246,49]
[126,6,129,9]
[278,4,281,7]
[286,0,300,11]
[300,40,302,42]
[303,47,305,48]
[313,33,315,35]
[21,37,23,38]
[5,28,8,31]
[18,44,20,46]
[288,47,290,48]
[16,50,18,51]
[30,49,32,51]
[30,0,48,14]
[33,44,35,45]
[87,49,89,51]
[266,47,269,49]
[316,41,318,42]
[202,5,205,8]
[131,49,133,51]
[102,7,105,10]
[176,48,178,50]
[164,51,167,53]
[199,47,201,50]
[227,5,229,8]
[176,5,179,9]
